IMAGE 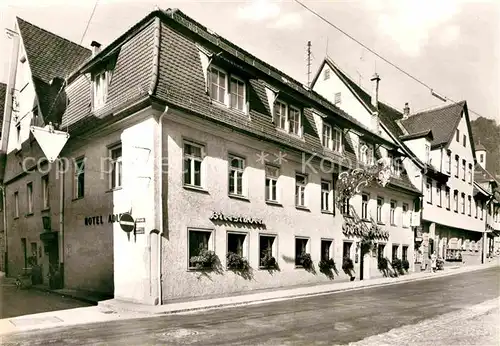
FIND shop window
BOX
[188,229,214,269]
[259,234,277,268]
[392,244,399,261]
[227,232,248,259]
[321,239,333,261]
[377,243,385,260]
[295,237,309,266]
[343,241,352,259]
[402,246,408,261]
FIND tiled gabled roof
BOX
[16,17,92,122]
[475,163,499,185]
[322,59,407,138]
[400,101,466,149]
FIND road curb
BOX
[99,263,500,316]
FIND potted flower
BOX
[226,252,250,271]
[319,258,337,278]
[189,248,218,270]
[342,256,355,281]
[299,252,313,270]
[260,250,278,270]
[391,258,404,276]
[402,259,410,272]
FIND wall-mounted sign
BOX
[84,216,105,226]
[209,211,264,225]
[84,213,128,226]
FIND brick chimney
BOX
[370,73,380,109]
[90,41,101,56]
[403,102,410,119]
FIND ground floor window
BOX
[377,243,386,260]
[321,239,333,261]
[342,241,352,259]
[392,244,399,261]
[295,237,309,266]
[188,229,214,269]
[227,232,247,257]
[402,246,408,261]
[259,234,277,268]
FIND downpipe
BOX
[155,105,169,305]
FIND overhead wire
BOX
[293,0,486,118]
[44,0,99,125]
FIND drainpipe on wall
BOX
[155,106,169,305]
[58,160,65,286]
[1,186,7,275]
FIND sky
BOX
[0,0,499,123]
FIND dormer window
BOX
[359,140,374,165]
[208,66,247,113]
[93,70,108,109]
[322,122,342,153]
[424,143,430,164]
[274,99,302,137]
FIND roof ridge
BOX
[16,17,91,53]
[325,57,405,115]
[412,100,466,116]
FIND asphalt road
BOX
[2,267,500,345]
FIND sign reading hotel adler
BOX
[84,213,128,226]
[209,211,264,225]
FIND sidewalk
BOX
[1,260,498,336]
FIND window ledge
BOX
[41,208,50,212]
[377,222,385,225]
[321,210,334,215]
[294,265,305,269]
[183,185,209,194]
[427,202,432,204]
[446,208,451,211]
[361,218,370,222]
[72,197,84,202]
[25,213,34,218]
[228,194,250,202]
[105,187,123,193]
[13,217,19,220]
[402,226,409,229]
[390,223,397,227]
[266,200,282,207]
[437,205,442,208]
[295,206,310,212]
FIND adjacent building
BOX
[0,9,422,304]
[311,58,487,269]
[0,82,6,272]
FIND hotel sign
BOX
[209,211,264,226]
[84,213,128,226]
